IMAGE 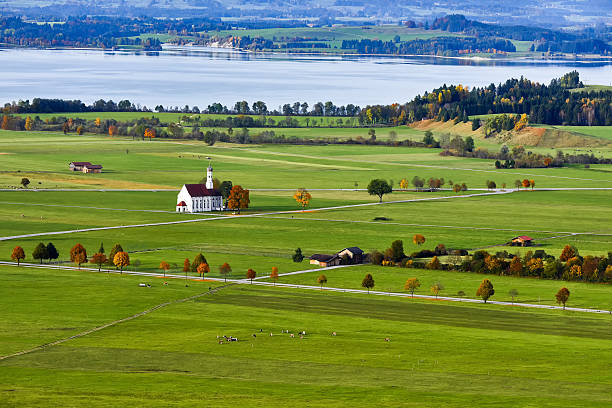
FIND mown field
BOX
[1,267,612,407]
[0,127,611,406]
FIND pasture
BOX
[0,128,611,406]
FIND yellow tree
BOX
[270,266,279,286]
[76,126,83,135]
[529,179,535,190]
[113,251,130,274]
[426,256,441,270]
[293,188,312,211]
[404,277,420,297]
[413,234,426,246]
[95,117,101,127]
[430,281,443,298]
[70,243,88,269]
[399,178,410,189]
[160,261,170,277]
[108,125,117,136]
[91,252,108,272]
[317,274,327,290]
[559,245,577,262]
[476,279,495,303]
[11,246,25,266]
[197,262,210,278]
[509,256,523,276]
[25,116,33,131]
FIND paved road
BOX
[2,261,609,315]
[0,190,513,241]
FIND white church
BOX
[176,165,224,213]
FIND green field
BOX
[1,128,611,406]
[2,267,612,407]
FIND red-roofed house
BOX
[176,166,223,212]
[511,236,534,246]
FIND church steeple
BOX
[205,165,214,189]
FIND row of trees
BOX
[341,37,516,56]
[369,239,612,284]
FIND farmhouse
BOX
[511,236,534,246]
[176,166,223,213]
[310,247,365,267]
[69,162,103,173]
[309,254,340,268]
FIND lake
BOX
[1,46,611,109]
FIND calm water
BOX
[0,45,611,108]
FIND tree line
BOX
[341,37,516,56]
[358,72,612,127]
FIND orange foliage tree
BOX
[219,262,232,282]
[183,258,191,272]
[197,262,210,278]
[270,266,279,286]
[413,234,426,246]
[91,252,108,272]
[227,185,250,214]
[522,179,530,189]
[293,188,312,210]
[11,246,25,266]
[108,125,117,136]
[246,268,256,283]
[555,287,570,309]
[404,277,420,297]
[70,243,88,269]
[160,261,170,277]
[144,128,156,140]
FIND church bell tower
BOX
[206,165,214,189]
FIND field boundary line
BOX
[0,282,236,362]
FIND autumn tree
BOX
[399,178,410,189]
[32,242,48,264]
[522,179,530,189]
[160,261,170,277]
[430,281,444,298]
[361,273,375,293]
[317,274,328,289]
[76,126,83,135]
[509,256,523,276]
[144,128,156,140]
[246,268,256,283]
[426,256,441,270]
[270,266,279,286]
[476,279,495,303]
[404,278,421,297]
[95,117,101,127]
[11,246,25,266]
[219,262,232,282]
[293,188,312,210]
[25,116,33,131]
[529,180,535,190]
[108,243,123,266]
[367,179,392,202]
[197,262,210,278]
[555,287,570,310]
[70,243,88,269]
[183,258,191,273]
[413,234,426,246]
[46,242,59,263]
[227,185,250,214]
[560,245,578,262]
[91,252,108,272]
[191,253,207,273]
[113,251,130,274]
[514,179,522,189]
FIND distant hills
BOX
[0,0,610,29]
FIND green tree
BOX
[367,179,392,202]
[20,178,30,188]
[32,242,48,264]
[46,242,59,263]
[361,273,375,293]
[293,248,304,263]
[389,240,405,262]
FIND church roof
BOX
[184,184,221,197]
[177,201,187,206]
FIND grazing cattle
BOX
[332,332,337,336]
[290,334,295,338]
[384,337,390,342]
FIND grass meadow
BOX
[0,128,611,406]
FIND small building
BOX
[511,236,534,246]
[69,162,92,171]
[176,165,223,213]
[82,164,103,173]
[337,247,364,264]
[309,254,340,268]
